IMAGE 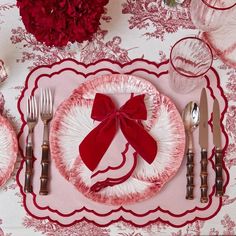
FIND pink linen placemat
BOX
[16,59,228,227]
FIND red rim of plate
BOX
[202,32,236,68]
[201,0,236,10]
[170,36,213,78]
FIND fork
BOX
[39,88,53,195]
[24,96,38,193]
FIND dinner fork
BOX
[24,96,38,193]
[39,88,53,195]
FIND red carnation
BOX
[17,0,109,47]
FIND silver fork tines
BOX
[40,88,53,121]
[27,96,37,122]
[24,95,38,193]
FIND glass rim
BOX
[201,0,236,10]
[170,37,213,78]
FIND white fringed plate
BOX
[132,94,185,183]
[0,115,18,187]
[73,74,160,130]
[50,74,185,205]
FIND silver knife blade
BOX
[213,98,221,149]
[199,88,208,149]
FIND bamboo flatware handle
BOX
[24,96,38,193]
[186,149,194,200]
[39,144,50,195]
[215,149,223,197]
[200,149,208,203]
[24,145,33,193]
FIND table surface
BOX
[0,1,236,235]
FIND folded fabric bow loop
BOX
[79,93,158,171]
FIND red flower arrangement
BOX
[17,0,109,47]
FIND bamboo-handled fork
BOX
[39,88,53,195]
[24,96,38,193]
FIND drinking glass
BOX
[169,37,213,94]
[190,0,236,32]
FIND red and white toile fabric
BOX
[0,0,236,235]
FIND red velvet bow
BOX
[79,93,157,171]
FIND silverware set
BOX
[24,86,223,199]
[183,88,223,202]
[24,88,53,195]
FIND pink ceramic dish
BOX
[49,74,185,205]
[202,10,236,68]
[0,115,18,187]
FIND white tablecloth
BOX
[0,0,236,235]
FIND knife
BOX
[213,98,224,197]
[199,88,208,203]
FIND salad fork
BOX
[24,96,38,193]
[39,88,53,195]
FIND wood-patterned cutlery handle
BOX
[186,149,194,200]
[200,149,208,203]
[24,145,33,193]
[39,144,50,195]
[215,149,223,197]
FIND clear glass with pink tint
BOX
[169,37,213,94]
[190,0,236,32]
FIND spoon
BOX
[182,102,200,200]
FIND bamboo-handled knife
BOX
[213,98,224,197]
[199,88,208,203]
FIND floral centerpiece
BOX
[17,0,109,47]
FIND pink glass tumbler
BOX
[190,0,236,32]
[169,37,213,94]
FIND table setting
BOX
[0,0,236,235]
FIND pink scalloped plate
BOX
[16,59,228,227]
[49,74,185,205]
[0,115,18,187]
